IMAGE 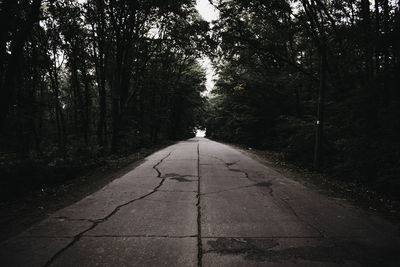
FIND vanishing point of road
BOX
[1,138,399,266]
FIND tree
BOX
[0,0,209,199]
[206,0,400,197]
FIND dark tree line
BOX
[206,0,400,197]
[0,0,209,199]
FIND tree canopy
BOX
[1,0,399,200]
[0,0,210,199]
[206,0,400,197]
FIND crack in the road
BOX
[153,152,173,177]
[137,198,195,204]
[204,153,280,187]
[200,154,277,204]
[158,189,197,193]
[43,151,173,267]
[203,154,325,242]
[202,154,279,199]
[84,234,197,238]
[205,154,250,179]
[165,173,197,178]
[277,198,357,259]
[202,153,329,244]
[196,142,203,267]
[202,235,325,239]
[201,153,328,244]
[17,234,326,239]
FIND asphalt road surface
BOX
[1,138,400,266]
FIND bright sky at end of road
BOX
[196,129,206,137]
[195,0,219,94]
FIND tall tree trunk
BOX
[374,0,380,74]
[362,0,380,180]
[361,0,374,78]
[111,96,120,152]
[82,60,91,144]
[71,57,81,135]
[94,0,107,148]
[0,0,42,130]
[98,68,107,147]
[49,43,67,152]
[383,0,390,69]
[313,39,327,170]
[111,48,122,153]
[301,0,329,170]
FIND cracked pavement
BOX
[1,138,400,266]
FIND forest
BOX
[0,0,209,200]
[1,0,399,202]
[205,0,400,199]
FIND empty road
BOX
[1,138,399,266]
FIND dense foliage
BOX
[206,0,400,197]
[0,0,208,199]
